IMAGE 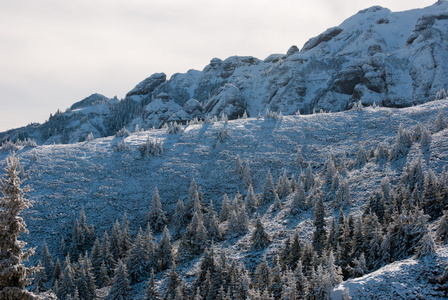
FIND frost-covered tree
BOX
[69,207,95,260]
[254,256,271,293]
[347,253,368,278]
[245,184,258,214]
[75,252,97,300]
[436,210,448,243]
[312,191,327,255]
[144,269,159,300]
[107,260,131,300]
[290,181,306,215]
[181,211,209,256]
[57,255,76,300]
[334,179,352,209]
[32,261,47,293]
[204,201,222,241]
[352,144,368,167]
[243,161,253,188]
[251,217,271,250]
[40,241,54,285]
[276,169,292,200]
[304,164,315,192]
[415,232,435,258]
[164,259,182,300]
[0,154,38,299]
[158,226,174,270]
[173,199,188,238]
[390,123,413,159]
[126,228,148,283]
[435,109,447,132]
[260,170,277,206]
[146,187,167,232]
[99,231,116,278]
[219,194,231,222]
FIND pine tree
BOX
[326,250,343,286]
[290,182,306,215]
[158,226,174,270]
[40,241,54,284]
[53,258,62,285]
[126,228,149,283]
[276,169,292,200]
[295,147,305,166]
[304,164,315,192]
[107,260,131,300]
[269,255,283,298]
[146,187,167,232]
[75,252,97,300]
[110,219,122,261]
[251,217,271,250]
[245,184,258,214]
[254,257,271,293]
[0,154,38,299]
[312,190,327,255]
[334,179,352,209]
[260,170,277,206]
[272,193,282,212]
[220,194,231,222]
[57,255,76,300]
[143,223,158,272]
[164,259,182,300]
[347,253,368,278]
[173,198,188,238]
[390,123,413,159]
[352,144,368,167]
[98,261,111,288]
[204,201,223,241]
[69,208,95,260]
[120,213,132,258]
[99,231,116,278]
[436,210,448,243]
[144,269,159,300]
[33,261,47,293]
[243,161,253,188]
[181,211,209,256]
[416,232,436,258]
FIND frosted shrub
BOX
[86,132,94,141]
[264,109,283,120]
[0,138,37,152]
[114,140,130,152]
[435,88,448,100]
[167,122,184,135]
[115,127,131,137]
[140,138,164,157]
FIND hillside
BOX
[2,99,448,298]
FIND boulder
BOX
[302,27,343,52]
[204,84,246,119]
[126,73,167,97]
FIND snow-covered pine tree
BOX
[32,261,47,293]
[435,109,447,132]
[98,261,110,288]
[110,219,122,261]
[304,164,315,192]
[146,186,167,232]
[144,269,159,300]
[0,154,38,299]
[219,194,231,222]
[251,216,271,250]
[347,253,368,278]
[75,252,97,300]
[158,226,174,270]
[106,259,131,300]
[69,207,95,260]
[142,223,158,273]
[276,169,292,200]
[243,161,254,188]
[57,255,76,300]
[40,241,54,287]
[173,198,188,238]
[126,228,148,283]
[99,231,116,278]
[181,211,209,256]
[254,256,271,293]
[245,184,258,214]
[290,181,306,215]
[436,210,448,243]
[390,123,413,159]
[352,144,368,167]
[260,170,277,206]
[416,232,436,258]
[119,213,132,260]
[53,258,62,285]
[164,258,182,300]
[204,200,223,241]
[312,190,327,255]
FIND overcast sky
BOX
[0,0,436,132]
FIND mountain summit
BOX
[2,2,448,144]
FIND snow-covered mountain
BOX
[2,1,448,145]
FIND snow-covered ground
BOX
[2,99,448,298]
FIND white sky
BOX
[0,0,436,132]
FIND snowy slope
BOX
[2,98,448,298]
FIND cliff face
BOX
[2,2,448,145]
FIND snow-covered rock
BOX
[204,84,246,119]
